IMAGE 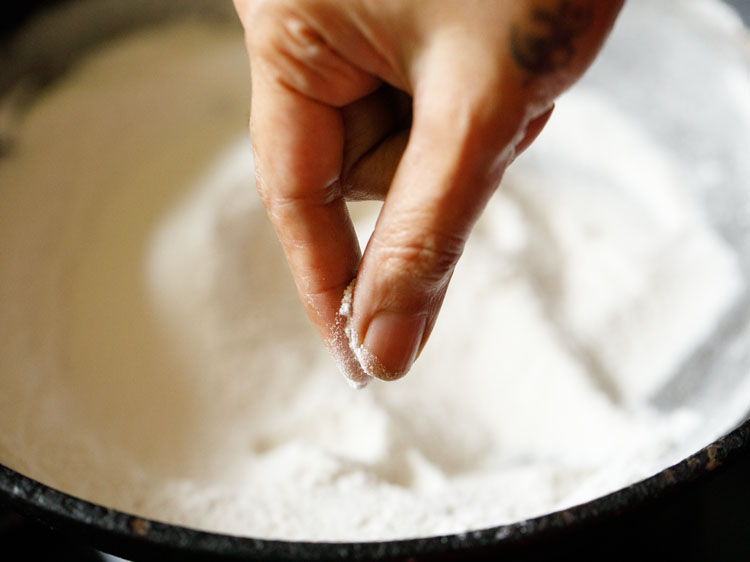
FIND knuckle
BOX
[246,2,372,105]
[251,148,342,209]
[248,4,329,77]
[373,226,465,287]
[256,178,341,220]
[252,6,322,55]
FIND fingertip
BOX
[360,311,427,381]
[338,279,429,382]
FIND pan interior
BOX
[0,0,748,543]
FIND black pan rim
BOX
[1,417,748,561]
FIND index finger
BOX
[249,71,370,386]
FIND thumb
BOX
[346,60,538,381]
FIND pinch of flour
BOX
[338,280,392,384]
[333,281,373,388]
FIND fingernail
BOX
[360,312,427,381]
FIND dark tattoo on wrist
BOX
[510,1,593,78]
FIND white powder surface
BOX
[0,0,749,544]
[140,119,741,539]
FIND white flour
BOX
[141,107,740,538]
[0,0,748,544]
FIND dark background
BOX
[1,1,749,560]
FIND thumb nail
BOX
[359,312,427,381]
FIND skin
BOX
[232,0,624,385]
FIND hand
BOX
[233,0,623,385]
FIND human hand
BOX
[233,0,623,385]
